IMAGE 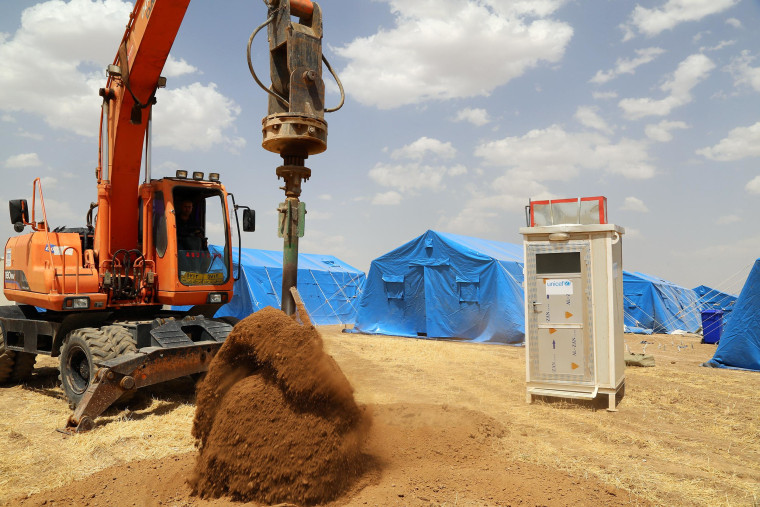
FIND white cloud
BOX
[163,55,198,78]
[475,124,655,180]
[727,50,760,93]
[725,18,742,29]
[645,120,689,142]
[391,137,456,160]
[299,230,349,263]
[700,40,735,52]
[372,190,403,205]
[318,194,333,201]
[369,163,447,192]
[152,83,244,151]
[1,114,15,122]
[746,176,760,194]
[595,139,657,179]
[16,129,44,141]
[41,197,80,224]
[0,0,241,152]
[692,235,760,268]
[692,30,710,44]
[453,107,491,126]
[593,91,618,100]
[0,0,133,136]
[623,0,740,39]
[441,175,551,235]
[156,161,180,173]
[619,53,714,119]
[306,210,332,220]
[5,153,42,168]
[334,0,573,109]
[40,176,58,187]
[715,214,740,225]
[575,106,613,134]
[697,122,760,161]
[447,165,468,176]
[621,196,649,212]
[371,136,468,198]
[590,47,665,84]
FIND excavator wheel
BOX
[0,320,37,385]
[59,325,137,408]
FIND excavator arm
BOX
[96,0,191,260]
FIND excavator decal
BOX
[4,270,30,291]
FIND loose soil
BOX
[1,326,758,506]
[190,307,370,504]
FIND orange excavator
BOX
[0,0,332,432]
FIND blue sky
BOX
[1,0,759,293]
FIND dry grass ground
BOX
[0,328,758,506]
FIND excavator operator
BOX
[177,199,204,246]
[176,198,207,273]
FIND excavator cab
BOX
[4,173,249,312]
[138,172,242,308]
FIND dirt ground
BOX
[1,327,758,506]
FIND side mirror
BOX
[242,208,255,232]
[9,199,28,233]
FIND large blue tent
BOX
[705,259,760,371]
[208,246,365,325]
[623,271,700,334]
[350,230,525,344]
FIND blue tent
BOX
[209,245,365,325]
[693,284,737,326]
[705,259,760,371]
[350,230,525,344]
[623,271,700,334]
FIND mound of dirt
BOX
[189,307,370,505]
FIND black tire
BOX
[59,325,137,407]
[0,320,36,385]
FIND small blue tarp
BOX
[705,259,760,371]
[205,245,365,325]
[693,284,737,329]
[623,271,700,334]
[350,230,525,344]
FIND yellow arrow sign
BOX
[571,362,579,370]
[565,311,573,319]
[549,328,557,334]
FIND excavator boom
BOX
[97,0,191,258]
